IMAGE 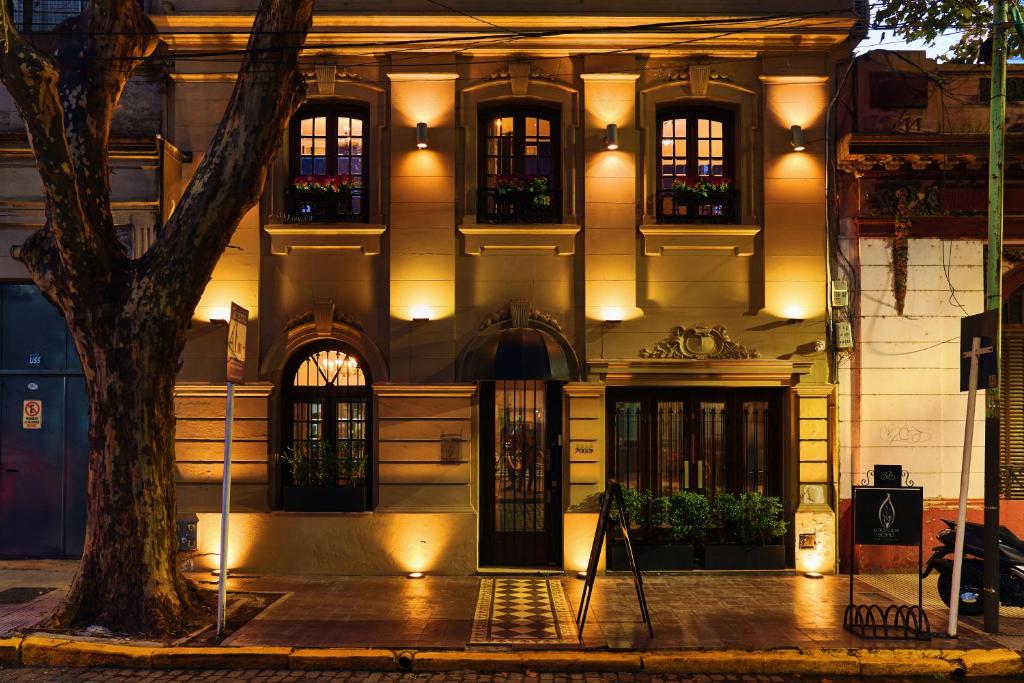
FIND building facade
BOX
[0,1,861,574]
[836,49,1024,570]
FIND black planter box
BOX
[608,539,695,571]
[702,543,786,570]
[283,485,366,512]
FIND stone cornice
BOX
[587,358,814,387]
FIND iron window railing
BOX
[477,188,561,224]
[284,187,368,223]
[656,188,739,224]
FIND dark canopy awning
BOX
[470,327,571,381]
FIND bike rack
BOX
[843,473,932,641]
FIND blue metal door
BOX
[0,285,87,557]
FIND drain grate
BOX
[0,587,56,604]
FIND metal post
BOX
[984,0,1008,634]
[216,381,235,638]
[949,336,983,637]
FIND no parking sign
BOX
[22,400,41,429]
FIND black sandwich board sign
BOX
[844,464,930,640]
[576,479,653,639]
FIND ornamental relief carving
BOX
[639,324,759,360]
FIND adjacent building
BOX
[836,49,1024,570]
[0,1,862,575]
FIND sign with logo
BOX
[873,464,903,487]
[225,303,248,385]
[22,400,42,429]
[853,487,922,546]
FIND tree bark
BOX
[0,0,314,635]
[46,312,202,634]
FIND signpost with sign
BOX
[217,303,247,638]
[946,311,998,637]
[844,465,929,640]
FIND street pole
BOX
[216,380,235,638]
[984,0,1008,635]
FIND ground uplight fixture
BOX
[407,571,425,579]
[790,124,806,151]
[605,123,619,150]
[576,571,587,580]
[804,571,824,579]
[416,122,429,149]
[410,304,433,322]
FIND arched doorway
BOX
[464,304,579,567]
[280,341,371,511]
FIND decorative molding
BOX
[314,64,336,94]
[640,325,759,360]
[458,223,580,256]
[588,358,814,387]
[372,384,477,399]
[479,300,563,332]
[312,300,335,335]
[688,65,711,96]
[174,382,274,398]
[387,73,458,82]
[284,307,365,334]
[485,60,563,96]
[640,224,760,257]
[263,223,386,256]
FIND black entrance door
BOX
[480,380,562,567]
[0,284,88,557]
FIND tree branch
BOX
[54,1,159,268]
[143,0,314,313]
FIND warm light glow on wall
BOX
[563,513,603,572]
[385,521,455,573]
[601,307,624,323]
[762,79,828,129]
[765,282,825,321]
[783,303,805,321]
[410,304,433,322]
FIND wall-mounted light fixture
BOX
[601,307,624,324]
[209,318,228,326]
[416,122,429,149]
[410,304,433,322]
[406,571,425,579]
[604,123,619,150]
[789,124,806,151]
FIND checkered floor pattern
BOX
[469,578,580,647]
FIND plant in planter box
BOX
[704,492,788,569]
[609,488,700,571]
[279,441,368,512]
[287,174,361,220]
[494,174,552,211]
[671,175,731,202]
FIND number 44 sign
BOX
[22,400,42,429]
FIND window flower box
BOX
[285,174,365,223]
[283,485,367,512]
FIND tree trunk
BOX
[45,311,202,635]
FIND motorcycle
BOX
[921,519,1024,615]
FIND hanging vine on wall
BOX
[866,182,938,317]
[892,189,910,316]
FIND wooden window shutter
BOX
[1001,329,1024,498]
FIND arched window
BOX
[281,342,371,511]
[287,103,368,222]
[656,106,736,224]
[477,105,560,223]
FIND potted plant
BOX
[671,174,732,203]
[608,488,709,570]
[287,174,361,220]
[494,174,552,216]
[280,441,368,512]
[702,492,788,569]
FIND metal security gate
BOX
[480,380,563,567]
[0,284,87,557]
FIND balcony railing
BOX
[656,188,739,224]
[285,187,367,223]
[477,188,561,224]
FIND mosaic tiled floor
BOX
[469,578,580,648]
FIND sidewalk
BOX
[2,560,1024,675]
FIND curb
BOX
[1,635,1023,676]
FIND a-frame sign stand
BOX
[575,479,653,638]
